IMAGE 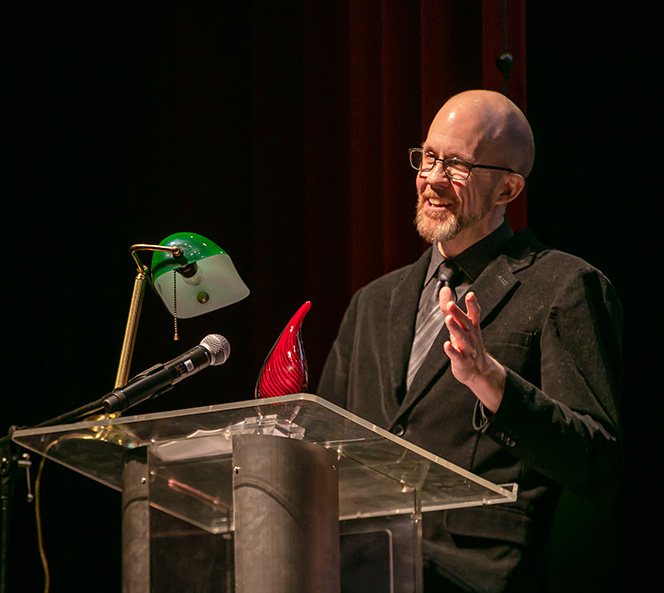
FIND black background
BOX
[3,3,657,591]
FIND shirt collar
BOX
[427,217,514,284]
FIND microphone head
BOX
[201,334,231,366]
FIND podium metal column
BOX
[122,447,150,593]
[232,434,340,593]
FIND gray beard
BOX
[414,206,461,244]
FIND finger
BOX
[445,314,475,355]
[445,313,465,337]
[444,339,463,361]
[439,285,455,311]
[465,292,482,325]
[444,338,474,367]
[444,302,472,332]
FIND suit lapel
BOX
[390,252,526,427]
[386,248,431,402]
[472,257,521,325]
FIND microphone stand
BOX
[1,428,20,593]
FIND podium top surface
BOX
[13,394,516,533]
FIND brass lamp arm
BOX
[115,244,182,389]
[129,243,183,276]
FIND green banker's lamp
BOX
[115,232,249,388]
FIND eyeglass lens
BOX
[410,150,470,180]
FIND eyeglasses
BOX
[409,148,514,180]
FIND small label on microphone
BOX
[183,359,195,373]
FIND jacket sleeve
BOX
[482,266,623,495]
[317,289,361,410]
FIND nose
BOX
[424,160,450,187]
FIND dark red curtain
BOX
[250,0,529,383]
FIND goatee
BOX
[414,202,460,244]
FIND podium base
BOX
[232,434,340,593]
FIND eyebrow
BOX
[420,144,473,163]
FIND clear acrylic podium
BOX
[12,393,517,593]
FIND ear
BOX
[495,173,525,205]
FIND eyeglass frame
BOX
[408,148,514,180]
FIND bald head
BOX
[430,90,535,177]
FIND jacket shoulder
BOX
[507,229,611,279]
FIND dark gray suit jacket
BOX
[318,229,622,592]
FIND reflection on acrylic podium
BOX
[13,394,517,593]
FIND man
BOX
[318,90,622,592]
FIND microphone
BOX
[102,334,230,413]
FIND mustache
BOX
[419,189,457,206]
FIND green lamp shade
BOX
[151,232,250,319]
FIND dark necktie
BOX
[406,260,460,389]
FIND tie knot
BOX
[437,260,460,287]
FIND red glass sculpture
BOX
[255,301,311,399]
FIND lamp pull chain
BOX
[172,271,180,341]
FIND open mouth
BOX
[424,195,454,211]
